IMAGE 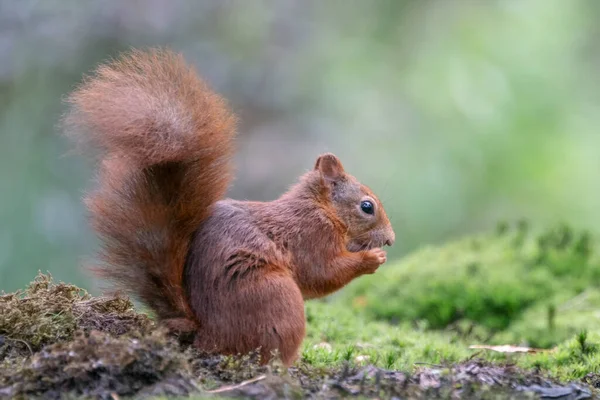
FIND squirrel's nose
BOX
[384,228,396,247]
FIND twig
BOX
[5,337,33,355]
[206,374,267,393]
[413,362,443,368]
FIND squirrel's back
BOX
[64,48,237,325]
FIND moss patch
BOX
[1,330,197,399]
[338,222,600,348]
[0,273,153,359]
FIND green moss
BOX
[338,223,600,341]
[494,289,600,348]
[325,222,600,383]
[303,297,600,385]
[0,273,84,355]
[0,272,154,359]
[517,332,600,381]
[1,329,196,399]
[303,301,472,371]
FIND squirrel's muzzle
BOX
[384,227,395,247]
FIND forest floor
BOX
[2,224,600,399]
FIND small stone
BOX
[354,342,374,350]
[313,342,332,352]
[354,355,370,364]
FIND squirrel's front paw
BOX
[361,248,387,274]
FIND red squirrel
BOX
[63,48,395,366]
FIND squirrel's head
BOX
[314,153,395,252]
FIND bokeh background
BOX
[2,0,599,292]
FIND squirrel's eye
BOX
[360,200,374,215]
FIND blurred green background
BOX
[1,0,599,293]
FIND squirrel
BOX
[63,48,395,366]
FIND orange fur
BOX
[64,48,395,366]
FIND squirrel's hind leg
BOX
[193,271,305,367]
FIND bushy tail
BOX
[64,48,237,324]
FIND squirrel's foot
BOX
[162,317,197,333]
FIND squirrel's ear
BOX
[314,153,345,183]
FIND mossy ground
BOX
[336,222,600,381]
[1,223,599,399]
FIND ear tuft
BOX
[314,153,345,183]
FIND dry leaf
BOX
[355,355,370,364]
[469,344,551,354]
